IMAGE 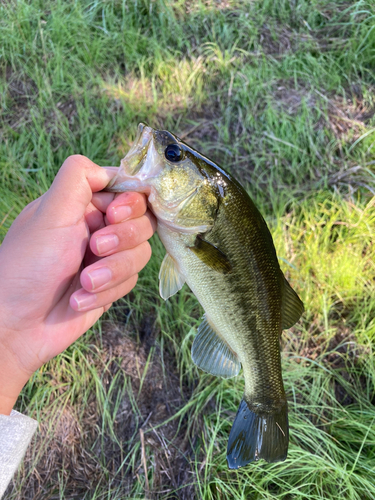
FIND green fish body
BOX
[106,124,304,468]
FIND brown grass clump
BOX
[323,90,375,193]
[325,92,375,144]
[8,320,201,500]
[95,323,200,499]
[185,0,233,15]
[284,321,367,407]
[272,83,316,116]
[9,403,102,499]
[259,24,295,55]
[2,67,38,131]
[2,65,78,147]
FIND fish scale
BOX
[106,123,304,468]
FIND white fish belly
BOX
[157,223,250,363]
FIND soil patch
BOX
[9,320,201,500]
[1,67,38,131]
[284,321,367,407]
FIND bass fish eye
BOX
[165,144,183,162]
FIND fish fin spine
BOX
[227,398,289,469]
[281,277,304,330]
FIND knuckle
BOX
[63,154,85,167]
[20,197,41,217]
[129,274,138,287]
[62,154,92,173]
[135,193,147,210]
[142,241,152,262]
[147,211,157,233]
[127,274,139,293]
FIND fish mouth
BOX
[105,123,162,193]
[104,123,206,231]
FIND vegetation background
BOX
[1,0,375,498]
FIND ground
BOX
[1,1,375,499]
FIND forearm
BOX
[0,395,18,417]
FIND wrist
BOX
[0,343,31,415]
[0,394,18,416]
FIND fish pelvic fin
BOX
[281,277,304,330]
[226,398,289,469]
[191,315,241,379]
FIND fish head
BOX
[106,123,222,232]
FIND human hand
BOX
[0,155,156,415]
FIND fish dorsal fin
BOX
[159,253,185,300]
[189,236,232,274]
[281,277,304,330]
[191,315,241,379]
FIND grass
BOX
[1,0,375,498]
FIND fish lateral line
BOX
[104,123,305,470]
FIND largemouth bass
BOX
[106,123,304,468]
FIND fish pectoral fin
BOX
[191,315,241,379]
[281,277,304,330]
[189,236,232,274]
[159,253,185,300]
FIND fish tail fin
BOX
[226,398,288,469]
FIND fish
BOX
[105,123,304,468]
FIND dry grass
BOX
[2,0,375,498]
[9,321,201,500]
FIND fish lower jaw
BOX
[106,175,152,195]
[156,219,210,236]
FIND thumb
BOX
[39,155,118,226]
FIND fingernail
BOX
[87,267,112,290]
[111,205,132,223]
[96,234,119,255]
[72,290,97,311]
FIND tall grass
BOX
[1,0,375,498]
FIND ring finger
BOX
[70,274,139,312]
[79,241,152,294]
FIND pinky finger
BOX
[70,275,138,312]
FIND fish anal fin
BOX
[191,315,241,379]
[159,253,185,300]
[227,398,289,469]
[189,236,232,274]
[281,277,304,330]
